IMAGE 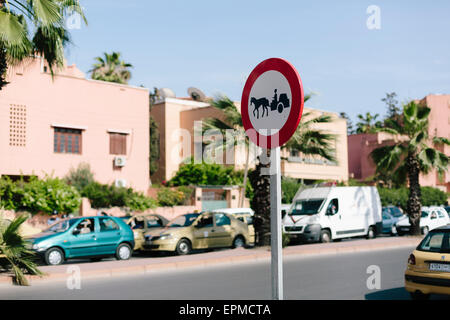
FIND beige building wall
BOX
[0,58,150,191]
[151,98,348,183]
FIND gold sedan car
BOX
[142,211,254,255]
[405,225,450,300]
[121,214,169,251]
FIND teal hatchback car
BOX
[28,216,134,265]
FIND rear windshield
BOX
[417,231,450,253]
[290,199,324,216]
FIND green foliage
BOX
[0,176,81,214]
[281,177,302,204]
[0,214,43,285]
[64,162,95,192]
[90,52,132,84]
[156,188,186,207]
[377,186,448,210]
[149,116,160,176]
[81,182,156,211]
[168,162,243,186]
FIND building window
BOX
[54,128,82,154]
[109,133,127,155]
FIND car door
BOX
[96,217,122,255]
[211,213,233,247]
[192,213,215,249]
[324,198,345,238]
[67,218,97,257]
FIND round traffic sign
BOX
[241,58,304,148]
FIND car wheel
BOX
[320,230,331,243]
[366,226,376,239]
[232,236,245,248]
[176,239,192,255]
[410,291,430,300]
[421,226,429,236]
[115,243,132,261]
[45,247,64,266]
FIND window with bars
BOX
[54,128,82,154]
[109,133,127,155]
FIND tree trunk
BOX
[0,44,8,90]
[406,154,422,235]
[249,149,271,246]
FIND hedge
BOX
[0,176,81,214]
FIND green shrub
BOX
[281,177,302,204]
[81,182,156,211]
[0,176,81,214]
[377,186,448,210]
[0,176,23,210]
[64,162,95,192]
[156,188,185,207]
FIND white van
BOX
[282,186,382,243]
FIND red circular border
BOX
[241,58,304,148]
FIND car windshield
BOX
[417,231,450,253]
[167,213,199,228]
[290,199,324,215]
[44,219,78,233]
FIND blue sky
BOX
[65,0,450,123]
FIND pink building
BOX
[0,58,150,191]
[348,94,450,192]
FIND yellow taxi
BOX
[212,208,255,245]
[405,225,450,300]
[142,211,253,255]
[120,214,169,251]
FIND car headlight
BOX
[159,233,172,240]
[32,243,41,250]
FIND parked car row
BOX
[26,210,255,265]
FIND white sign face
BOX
[248,70,292,136]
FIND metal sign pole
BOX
[270,146,283,300]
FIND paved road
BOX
[3,246,448,300]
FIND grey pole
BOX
[270,146,283,300]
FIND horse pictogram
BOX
[251,89,290,119]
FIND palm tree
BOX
[0,214,43,285]
[0,0,87,90]
[204,94,337,246]
[90,52,133,84]
[202,96,249,207]
[356,112,383,133]
[250,95,337,246]
[371,101,449,235]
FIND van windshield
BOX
[290,199,324,216]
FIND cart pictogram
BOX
[251,89,290,119]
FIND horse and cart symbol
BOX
[251,89,290,119]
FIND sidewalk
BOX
[0,236,421,286]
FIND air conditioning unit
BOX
[115,179,127,188]
[114,156,126,167]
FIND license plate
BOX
[429,263,450,272]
